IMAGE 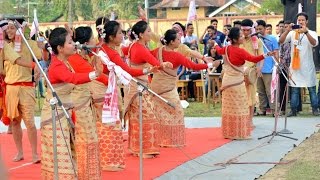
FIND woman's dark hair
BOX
[95,16,109,28]
[130,20,148,40]
[241,19,253,27]
[161,29,177,45]
[103,20,121,43]
[49,27,69,55]
[73,26,93,44]
[228,27,241,44]
[45,29,52,39]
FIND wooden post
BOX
[195,20,207,104]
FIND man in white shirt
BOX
[279,12,319,116]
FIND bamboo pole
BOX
[195,20,207,104]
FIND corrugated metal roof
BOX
[150,0,224,9]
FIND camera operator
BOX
[279,12,319,116]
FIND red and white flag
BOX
[187,0,197,23]
[30,9,39,38]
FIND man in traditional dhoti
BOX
[239,19,264,124]
[4,18,42,163]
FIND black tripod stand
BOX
[255,34,298,142]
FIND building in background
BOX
[150,0,264,19]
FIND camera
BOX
[292,24,301,30]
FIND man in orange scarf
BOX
[279,12,319,116]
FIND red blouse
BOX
[127,43,160,66]
[215,45,264,66]
[151,48,208,70]
[101,44,144,77]
[68,53,108,86]
[48,56,90,84]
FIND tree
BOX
[258,0,284,15]
[1,0,149,22]
[93,0,144,20]
[0,0,16,15]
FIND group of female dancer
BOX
[39,18,221,179]
[35,6,280,176]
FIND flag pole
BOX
[189,0,207,104]
[194,20,207,104]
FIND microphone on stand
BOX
[250,32,261,37]
[250,32,270,41]
[75,42,101,50]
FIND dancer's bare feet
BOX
[32,154,41,164]
[133,153,156,159]
[142,154,156,159]
[12,153,24,162]
[7,124,12,134]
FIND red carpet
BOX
[1,128,230,180]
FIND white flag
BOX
[187,0,197,23]
[110,12,115,21]
[30,9,39,38]
[298,3,303,13]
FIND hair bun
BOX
[160,37,167,45]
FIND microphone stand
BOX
[14,22,76,179]
[87,48,175,180]
[255,35,298,143]
[279,68,293,134]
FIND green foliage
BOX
[0,0,16,15]
[1,0,146,22]
[37,0,67,22]
[184,102,221,117]
[258,0,284,15]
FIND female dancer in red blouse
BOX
[124,20,172,158]
[67,26,106,178]
[150,29,219,147]
[97,20,156,170]
[214,27,273,139]
[40,27,102,179]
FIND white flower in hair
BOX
[132,31,139,40]
[160,37,167,44]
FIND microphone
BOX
[250,32,270,41]
[250,32,261,37]
[75,42,101,50]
